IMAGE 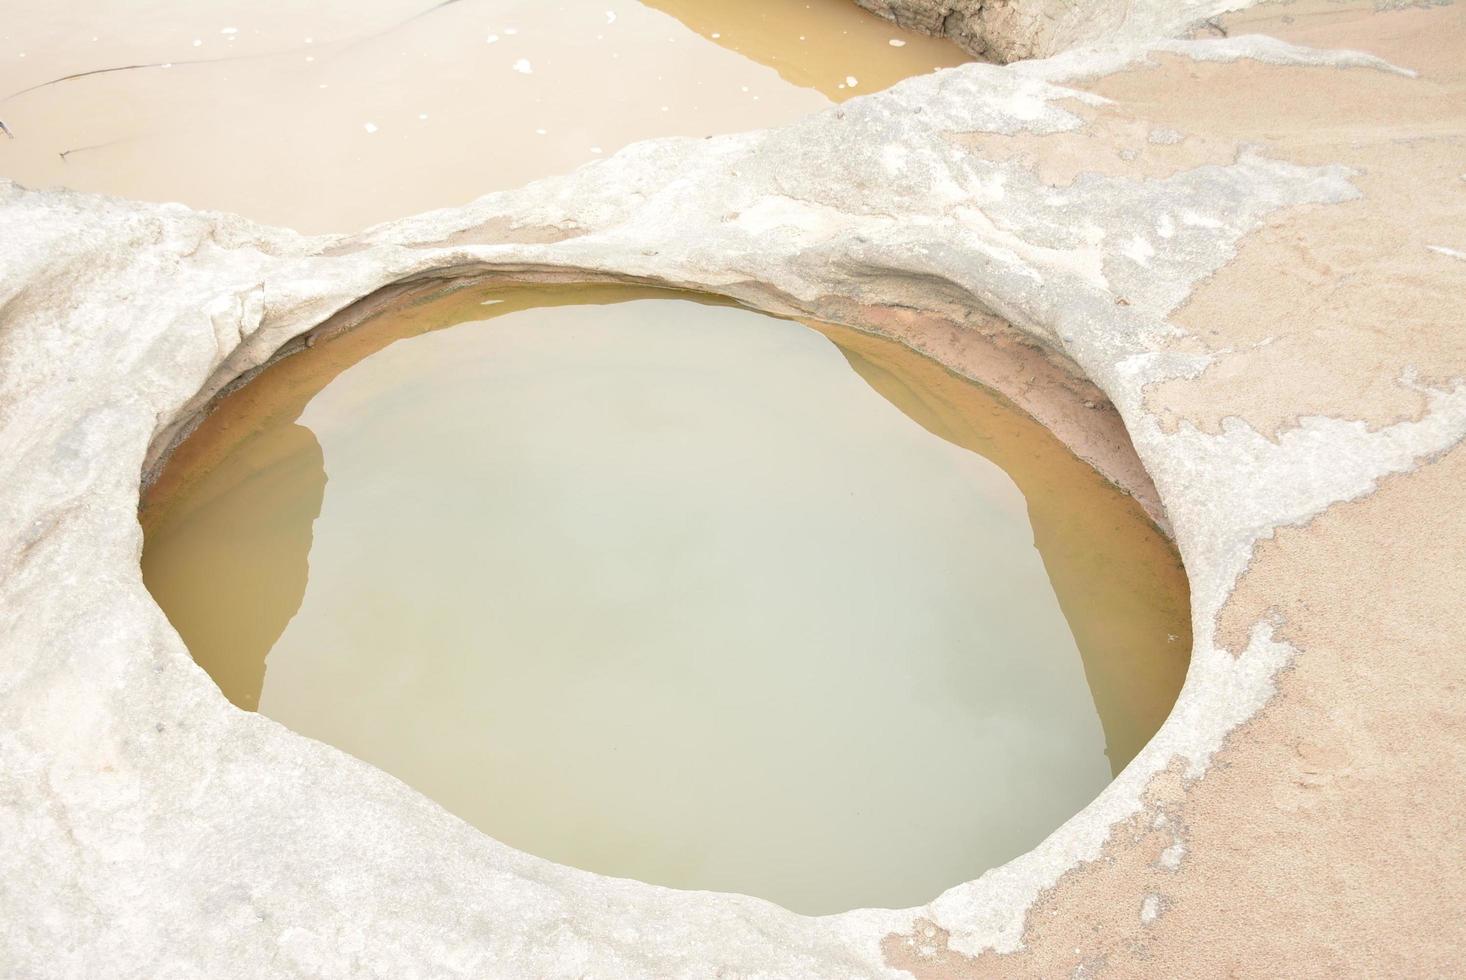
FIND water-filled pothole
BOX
[140,284,1190,914]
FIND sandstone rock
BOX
[3,3,1464,976]
[852,0,1244,63]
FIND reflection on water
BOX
[0,1,967,232]
[141,421,322,711]
[142,285,1189,914]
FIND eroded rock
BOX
[851,0,1243,63]
[2,1,1464,976]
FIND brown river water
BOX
[0,0,968,232]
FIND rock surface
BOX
[851,0,1244,63]
[3,0,1464,976]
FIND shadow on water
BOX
[141,282,1189,777]
[139,285,729,710]
[817,323,1192,776]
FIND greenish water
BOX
[141,284,1190,914]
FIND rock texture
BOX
[851,0,1246,63]
[3,0,1464,976]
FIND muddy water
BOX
[140,284,1190,914]
[0,1,966,232]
